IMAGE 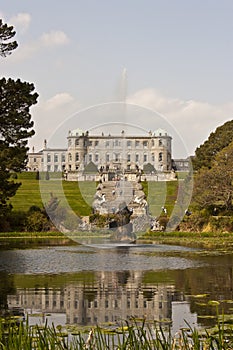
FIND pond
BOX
[0,243,232,334]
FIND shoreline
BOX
[0,231,233,250]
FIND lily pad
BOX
[208,300,220,306]
[192,294,209,298]
[198,315,216,319]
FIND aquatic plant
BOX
[1,317,233,349]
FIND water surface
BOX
[0,243,232,334]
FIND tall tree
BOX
[0,19,38,218]
[192,141,233,211]
[0,19,18,57]
[193,120,233,170]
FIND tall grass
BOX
[1,317,233,349]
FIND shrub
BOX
[89,213,108,228]
[26,211,50,232]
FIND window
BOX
[115,153,120,161]
[114,139,121,147]
[95,154,99,162]
[159,152,163,161]
[106,154,110,162]
[54,154,58,163]
[135,154,139,162]
[152,153,155,162]
[127,154,131,162]
[75,153,79,162]
[33,157,37,163]
[143,154,147,162]
[95,140,99,146]
[89,141,92,146]
[47,154,51,163]
[159,139,163,146]
[152,140,155,146]
[135,140,140,147]
[89,154,92,162]
[75,138,79,146]
[106,141,110,147]
[62,154,66,162]
[68,153,72,161]
[127,140,131,147]
[54,165,58,171]
[143,141,148,148]
[47,165,51,171]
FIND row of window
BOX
[47,154,66,163]
[46,153,164,163]
[69,139,166,148]
[86,152,163,163]
[43,152,164,164]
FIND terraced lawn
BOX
[10,172,94,216]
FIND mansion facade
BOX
[27,128,173,177]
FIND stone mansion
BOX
[27,128,182,180]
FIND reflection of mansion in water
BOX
[27,128,176,180]
[7,271,182,325]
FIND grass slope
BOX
[10,173,179,217]
[10,172,94,216]
[143,180,178,216]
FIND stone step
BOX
[93,179,147,215]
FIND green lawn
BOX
[143,181,178,216]
[10,173,180,217]
[10,172,94,216]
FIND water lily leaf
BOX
[192,294,209,298]
[208,300,220,306]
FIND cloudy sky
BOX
[1,0,233,158]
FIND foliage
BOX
[89,213,108,228]
[193,119,233,170]
[0,19,18,57]
[1,317,233,349]
[0,19,39,218]
[192,141,233,212]
[143,162,156,174]
[26,211,50,232]
[179,211,209,232]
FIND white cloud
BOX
[40,30,70,47]
[127,89,233,156]
[9,13,31,33]
[45,93,74,110]
[5,29,70,62]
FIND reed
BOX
[0,317,233,349]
